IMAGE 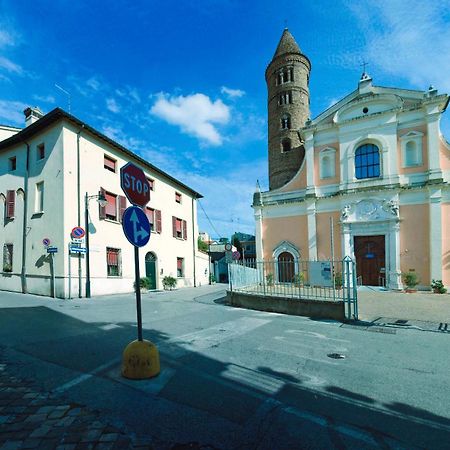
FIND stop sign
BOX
[120,162,150,208]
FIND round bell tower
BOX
[266,29,311,190]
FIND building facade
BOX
[254,29,450,290]
[0,107,209,298]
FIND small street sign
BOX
[71,226,86,239]
[71,238,85,244]
[47,246,58,254]
[120,162,150,208]
[42,238,51,247]
[70,246,87,254]
[232,251,241,260]
[224,243,232,251]
[122,206,151,247]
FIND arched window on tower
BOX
[279,91,293,105]
[355,143,380,179]
[281,139,292,153]
[281,114,291,129]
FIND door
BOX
[354,235,385,286]
[145,252,157,290]
[278,252,295,283]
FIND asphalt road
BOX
[0,285,449,449]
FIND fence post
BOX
[228,263,233,292]
[352,259,358,320]
[344,256,351,320]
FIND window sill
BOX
[107,275,122,278]
[31,212,44,219]
[104,218,120,224]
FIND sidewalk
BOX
[357,288,450,324]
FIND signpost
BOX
[120,162,159,380]
[71,227,86,239]
[43,238,51,247]
[232,251,241,260]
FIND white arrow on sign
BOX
[130,209,149,242]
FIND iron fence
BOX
[228,256,358,320]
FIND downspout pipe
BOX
[20,141,30,294]
[76,125,84,297]
[192,196,197,287]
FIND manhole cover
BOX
[394,320,409,325]
[327,353,346,359]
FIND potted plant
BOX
[209,273,216,284]
[334,271,343,289]
[431,279,447,294]
[402,271,419,293]
[134,276,152,293]
[293,272,304,287]
[265,273,274,287]
[162,275,177,290]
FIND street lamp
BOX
[85,191,107,298]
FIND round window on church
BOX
[363,107,369,114]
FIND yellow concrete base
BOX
[121,339,160,379]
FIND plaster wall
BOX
[399,204,430,285]
[316,211,342,260]
[278,160,307,192]
[442,202,450,286]
[313,143,340,186]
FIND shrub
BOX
[265,273,274,286]
[162,276,177,290]
[431,279,447,294]
[334,271,343,288]
[402,271,419,289]
[209,273,216,283]
[134,277,152,290]
[292,272,304,286]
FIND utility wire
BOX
[198,199,222,239]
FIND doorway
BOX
[354,235,385,286]
[277,251,295,283]
[145,252,157,290]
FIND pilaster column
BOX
[429,188,442,282]
[254,207,264,261]
[426,111,443,181]
[305,132,315,195]
[341,223,353,259]
[388,221,402,290]
[306,200,317,260]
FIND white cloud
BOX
[106,98,120,113]
[86,77,101,91]
[350,0,450,91]
[150,92,230,146]
[221,86,246,98]
[0,56,23,74]
[0,30,15,48]
[115,86,141,103]
[33,94,56,104]
[0,100,27,125]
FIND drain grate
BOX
[327,353,346,359]
[394,319,409,325]
[438,323,448,332]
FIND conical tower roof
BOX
[272,28,302,59]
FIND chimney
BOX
[24,107,44,127]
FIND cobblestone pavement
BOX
[0,354,154,450]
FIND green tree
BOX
[198,237,208,252]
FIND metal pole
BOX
[68,243,71,299]
[85,193,91,298]
[330,216,336,302]
[208,241,211,285]
[51,253,56,298]
[135,246,143,341]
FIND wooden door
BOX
[354,236,385,286]
[278,252,295,283]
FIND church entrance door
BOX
[354,235,385,286]
[277,252,295,283]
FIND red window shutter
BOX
[119,196,127,222]
[146,207,154,225]
[155,210,162,233]
[182,220,187,240]
[104,155,116,171]
[99,187,106,219]
[105,192,117,218]
[177,258,183,270]
[172,216,177,238]
[6,190,15,219]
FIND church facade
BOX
[253,29,450,290]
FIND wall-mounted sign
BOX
[42,238,51,247]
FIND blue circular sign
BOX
[122,206,151,247]
[71,227,86,238]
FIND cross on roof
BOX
[360,61,369,73]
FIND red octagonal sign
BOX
[120,162,150,208]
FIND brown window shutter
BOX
[156,210,162,233]
[118,196,127,222]
[99,187,106,219]
[6,190,15,219]
[172,216,177,238]
[182,220,187,240]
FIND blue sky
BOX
[1,0,449,239]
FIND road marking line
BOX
[53,357,121,394]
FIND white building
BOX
[0,107,209,298]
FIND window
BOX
[281,139,291,153]
[3,244,13,273]
[6,190,15,219]
[146,207,162,233]
[37,143,45,161]
[104,155,116,172]
[147,178,154,191]
[279,91,292,105]
[355,144,380,179]
[9,157,16,171]
[99,189,126,222]
[405,141,419,166]
[276,67,294,85]
[35,182,44,213]
[320,149,336,179]
[172,217,187,240]
[106,248,121,277]
[105,192,117,220]
[281,115,291,130]
[175,192,182,203]
[177,257,184,277]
